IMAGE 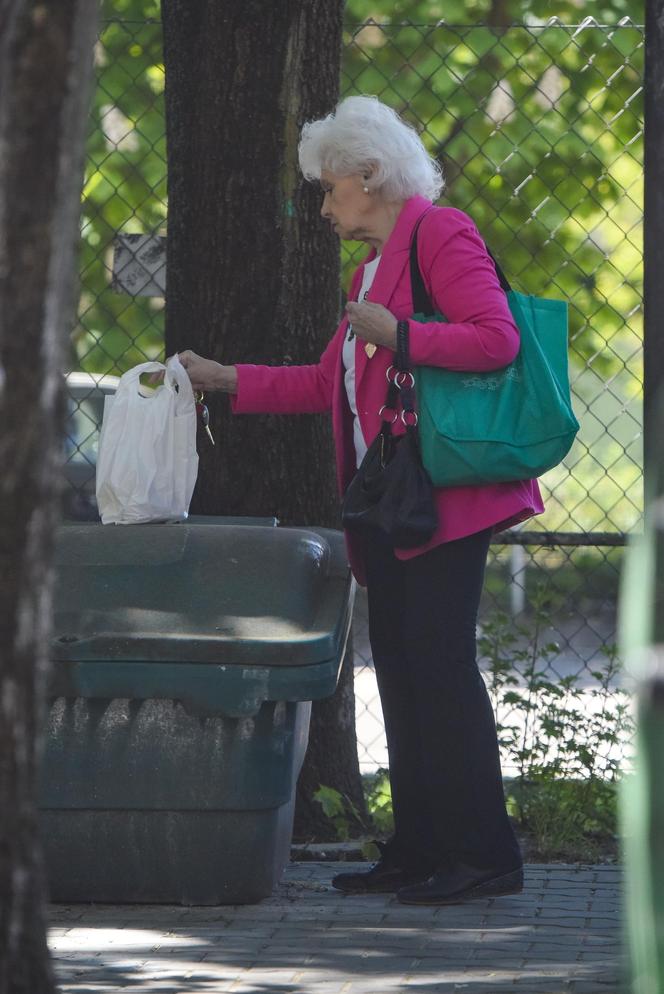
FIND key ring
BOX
[395,371,414,389]
[386,366,415,389]
[378,405,399,423]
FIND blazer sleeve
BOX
[230,331,340,415]
[408,207,520,372]
[230,265,364,415]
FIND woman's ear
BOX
[361,162,380,193]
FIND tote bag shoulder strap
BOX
[409,212,436,316]
[409,209,512,312]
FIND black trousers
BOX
[364,526,521,873]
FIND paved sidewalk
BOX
[49,861,624,994]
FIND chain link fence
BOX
[69,17,643,779]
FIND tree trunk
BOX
[0,3,98,991]
[162,0,367,838]
[292,634,369,842]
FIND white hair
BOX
[298,95,444,203]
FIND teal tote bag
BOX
[411,232,579,487]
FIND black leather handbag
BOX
[341,323,437,549]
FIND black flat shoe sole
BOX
[331,879,404,894]
[332,870,433,895]
[397,869,524,906]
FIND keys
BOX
[195,392,215,446]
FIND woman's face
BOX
[319,169,374,241]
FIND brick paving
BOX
[48,861,624,994]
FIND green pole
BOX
[622,5,664,990]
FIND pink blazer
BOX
[232,196,543,584]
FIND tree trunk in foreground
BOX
[0,3,98,991]
[162,0,367,838]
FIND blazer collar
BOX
[354,196,433,384]
[380,194,434,256]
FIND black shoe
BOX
[331,842,433,895]
[397,862,524,905]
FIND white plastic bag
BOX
[96,355,199,524]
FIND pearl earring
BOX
[363,185,369,194]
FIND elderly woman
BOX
[178,95,543,906]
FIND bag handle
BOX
[167,353,195,413]
[120,360,166,382]
[409,211,513,314]
[115,358,194,412]
[113,361,166,401]
[376,324,418,435]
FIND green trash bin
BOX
[39,522,354,905]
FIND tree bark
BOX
[162,0,367,838]
[162,0,343,527]
[0,3,98,991]
[292,634,368,841]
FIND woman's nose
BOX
[320,193,330,218]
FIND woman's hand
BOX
[177,350,238,393]
[345,301,398,350]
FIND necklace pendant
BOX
[364,342,377,359]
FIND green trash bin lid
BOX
[50,524,354,716]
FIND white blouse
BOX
[342,255,381,468]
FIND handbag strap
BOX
[379,375,401,432]
[379,332,416,436]
[396,319,409,372]
[409,210,513,312]
[385,320,417,433]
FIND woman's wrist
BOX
[214,363,238,393]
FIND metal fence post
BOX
[624,9,664,991]
[644,0,664,502]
